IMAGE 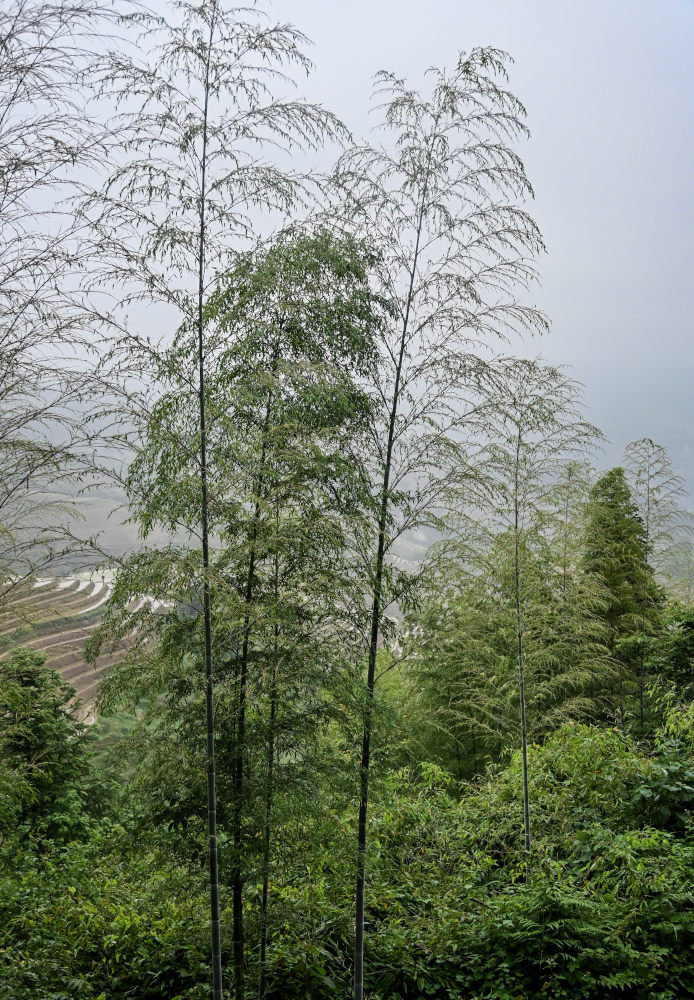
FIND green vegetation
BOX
[2,446,694,999]
[3,705,694,999]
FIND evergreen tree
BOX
[0,648,92,840]
[583,467,661,724]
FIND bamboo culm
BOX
[513,427,531,856]
[232,379,276,1000]
[196,3,223,997]
[353,147,433,1000]
[258,504,281,999]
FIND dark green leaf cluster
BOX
[583,468,662,638]
[0,648,94,841]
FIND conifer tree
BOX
[583,467,661,724]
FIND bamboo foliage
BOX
[409,526,615,780]
[547,460,595,602]
[624,438,694,587]
[0,0,114,602]
[481,360,603,852]
[622,438,690,726]
[78,7,350,996]
[418,360,607,850]
[81,1,346,325]
[1,0,109,355]
[331,50,546,1000]
[6,6,694,999]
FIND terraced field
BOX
[0,576,137,720]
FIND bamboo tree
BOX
[513,419,531,853]
[423,359,603,850]
[624,439,692,583]
[196,6,222,993]
[331,51,546,998]
[205,233,380,997]
[88,230,382,998]
[548,460,596,677]
[405,519,520,777]
[623,438,688,726]
[490,360,602,851]
[80,7,347,995]
[408,510,614,783]
[551,461,595,600]
[257,516,279,1000]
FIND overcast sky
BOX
[278,0,694,488]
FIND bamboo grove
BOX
[2,3,694,1000]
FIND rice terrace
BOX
[0,574,150,716]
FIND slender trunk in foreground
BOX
[641,481,651,731]
[258,531,279,999]
[513,430,531,855]
[233,387,275,1000]
[353,154,432,1000]
[639,649,645,730]
[258,667,277,998]
[354,503,386,1000]
[196,5,223,998]
[515,564,531,854]
[232,521,258,1000]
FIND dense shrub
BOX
[259,723,694,999]
[0,648,93,840]
[0,824,214,1000]
[2,720,693,998]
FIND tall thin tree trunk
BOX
[560,482,570,678]
[258,512,280,998]
[258,613,278,997]
[231,504,261,1000]
[232,383,276,1000]
[513,429,531,854]
[231,573,252,1000]
[639,652,645,730]
[640,483,651,731]
[353,149,433,1000]
[196,4,223,998]
[354,492,388,1000]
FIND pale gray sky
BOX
[282,0,694,487]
